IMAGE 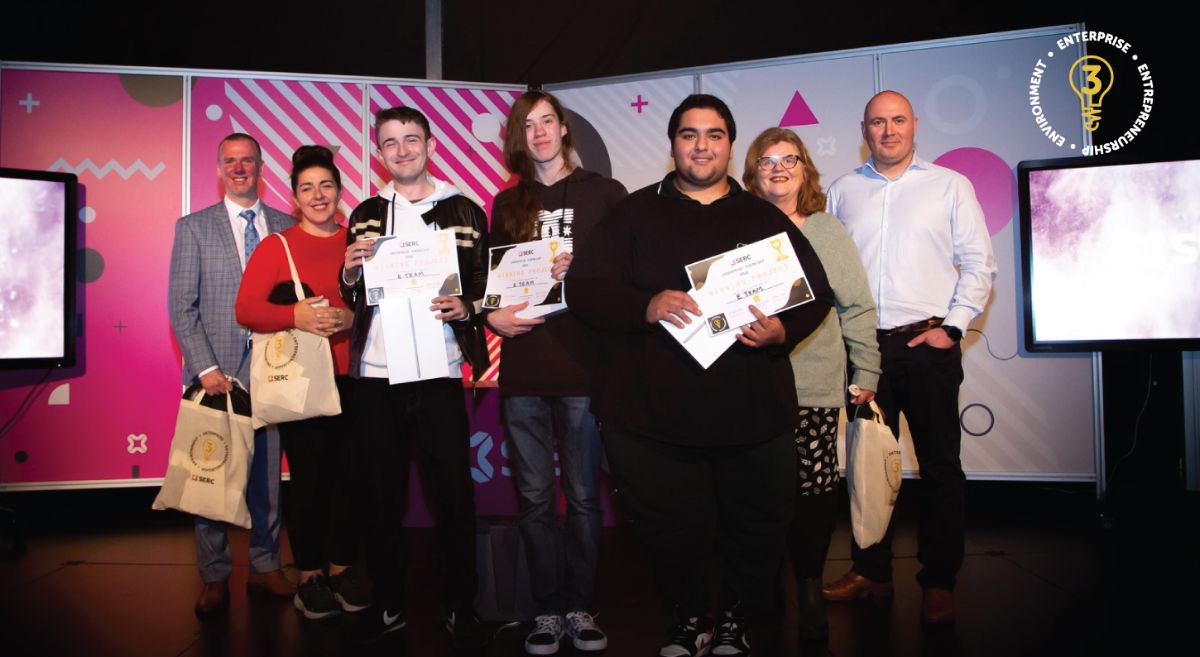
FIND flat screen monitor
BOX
[0,167,78,369]
[1018,155,1200,352]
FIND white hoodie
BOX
[360,177,464,378]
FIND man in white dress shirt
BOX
[822,90,996,624]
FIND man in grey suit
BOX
[168,133,296,615]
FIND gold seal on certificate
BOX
[685,232,812,336]
[361,230,462,306]
[483,239,567,319]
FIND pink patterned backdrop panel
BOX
[0,70,184,485]
[367,84,518,217]
[0,71,608,525]
[190,78,366,218]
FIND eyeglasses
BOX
[756,154,802,170]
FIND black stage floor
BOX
[1,482,1196,657]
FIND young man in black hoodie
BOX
[567,95,834,657]
[339,106,489,644]
[487,90,626,655]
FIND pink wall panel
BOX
[0,69,601,525]
[189,77,366,219]
[0,70,184,485]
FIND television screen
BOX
[1018,156,1200,352]
[0,168,77,369]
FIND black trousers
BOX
[851,332,965,590]
[604,426,796,619]
[353,377,478,612]
[278,376,363,572]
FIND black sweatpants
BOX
[604,426,796,619]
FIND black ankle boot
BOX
[797,577,828,639]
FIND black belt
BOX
[878,317,943,337]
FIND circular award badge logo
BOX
[1028,30,1154,156]
[189,431,229,472]
[263,329,299,369]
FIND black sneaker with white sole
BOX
[660,616,713,657]
[293,575,340,620]
[705,610,751,656]
[565,610,607,652]
[445,607,490,650]
[328,567,371,612]
[359,607,407,643]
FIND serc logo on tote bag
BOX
[189,431,229,473]
[264,330,300,369]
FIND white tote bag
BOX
[153,382,256,528]
[845,393,902,548]
[249,234,341,429]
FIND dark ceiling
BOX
[1,3,1164,84]
[4,3,1181,157]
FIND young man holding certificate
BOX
[486,90,626,655]
[567,94,834,657]
[338,106,490,643]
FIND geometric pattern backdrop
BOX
[2,26,1095,498]
[0,69,527,517]
[551,25,1096,480]
[1,69,185,487]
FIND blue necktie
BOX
[241,209,259,267]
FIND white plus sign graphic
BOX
[18,93,41,114]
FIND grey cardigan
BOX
[791,212,882,408]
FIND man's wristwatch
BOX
[943,325,963,342]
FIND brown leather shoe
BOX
[821,570,894,601]
[194,580,229,616]
[921,588,955,624]
[246,569,296,598]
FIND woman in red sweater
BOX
[235,146,366,620]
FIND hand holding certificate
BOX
[685,232,813,337]
[658,288,737,369]
[662,232,815,368]
[482,238,567,319]
[362,230,462,306]
[360,230,463,385]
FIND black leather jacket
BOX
[339,194,491,380]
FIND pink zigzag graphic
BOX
[49,157,166,180]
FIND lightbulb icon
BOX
[1068,55,1114,132]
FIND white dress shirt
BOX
[223,196,268,271]
[827,154,996,332]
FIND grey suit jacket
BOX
[168,201,295,385]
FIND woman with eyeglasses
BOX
[743,128,881,639]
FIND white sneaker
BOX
[565,610,608,651]
[525,614,565,655]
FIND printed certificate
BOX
[378,295,450,385]
[685,232,814,336]
[660,287,737,370]
[482,238,567,319]
[362,230,461,306]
